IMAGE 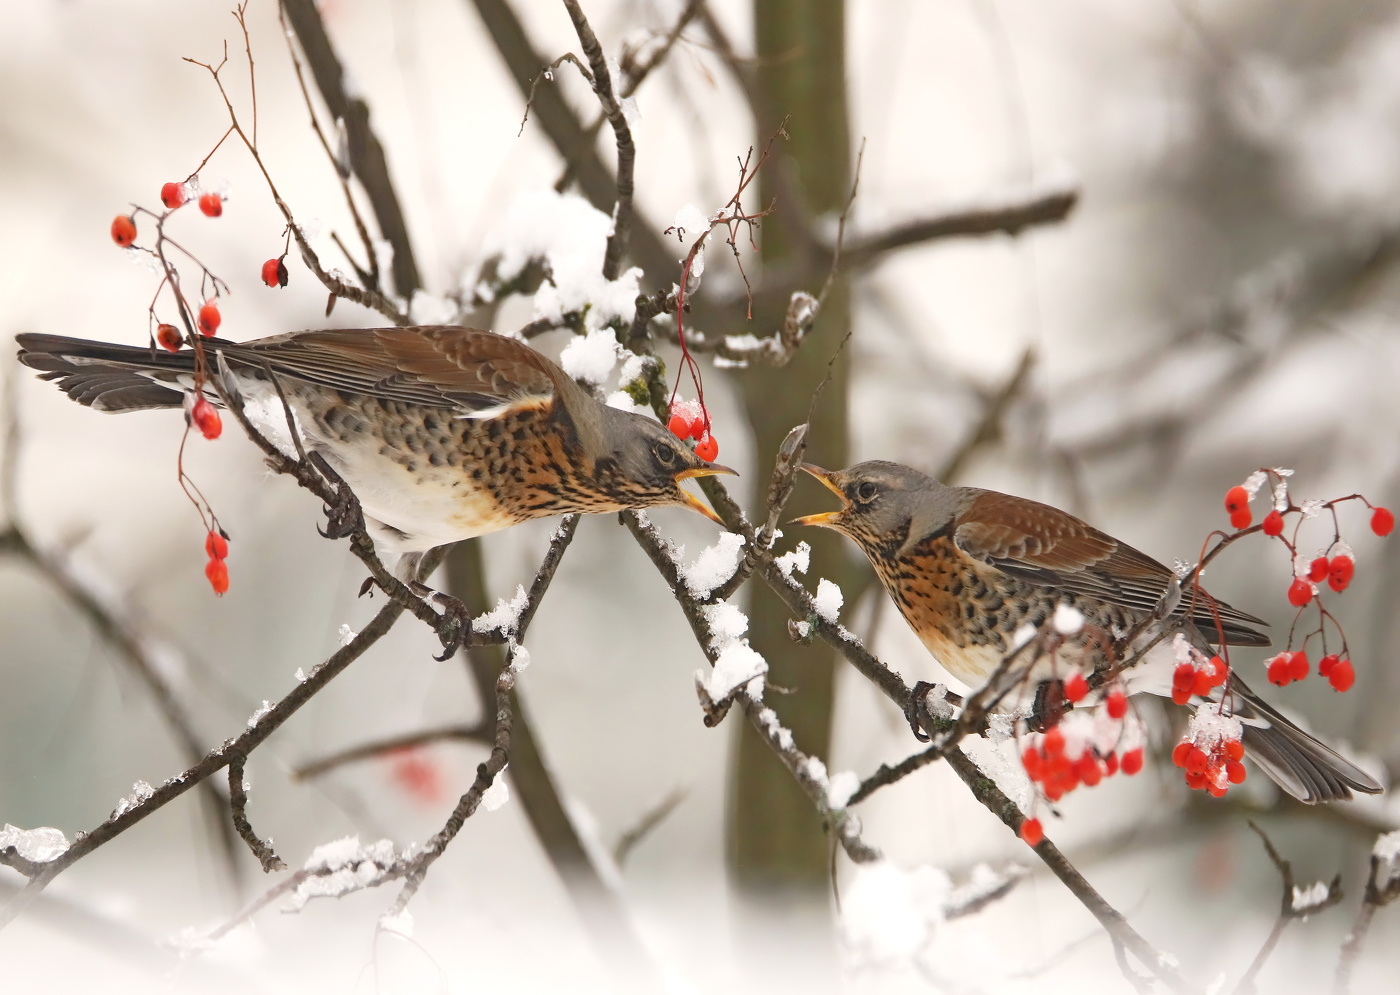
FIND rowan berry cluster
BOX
[1170,651,1228,706]
[667,397,719,462]
[204,529,231,596]
[1169,711,1246,797]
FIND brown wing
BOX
[954,491,1269,646]
[224,326,562,412]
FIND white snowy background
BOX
[2,0,1400,992]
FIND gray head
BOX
[793,460,967,556]
[564,395,735,520]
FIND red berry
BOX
[1064,672,1088,703]
[1287,578,1313,607]
[1267,654,1291,687]
[198,301,221,337]
[1226,760,1247,784]
[205,530,229,561]
[667,414,692,439]
[1192,668,1214,698]
[1077,755,1102,787]
[1328,658,1355,692]
[1042,781,1064,802]
[1262,510,1284,536]
[155,323,183,353]
[1106,688,1128,719]
[1319,653,1339,677]
[1209,655,1229,686]
[1043,728,1065,757]
[1171,685,1192,706]
[1173,663,1195,688]
[694,434,719,462]
[1121,747,1144,776]
[1020,817,1044,847]
[1185,769,1208,791]
[1373,507,1395,537]
[1328,556,1355,593]
[1224,739,1245,762]
[160,182,186,209]
[1288,651,1309,683]
[261,257,288,288]
[689,416,707,439]
[1104,751,1120,776]
[191,397,222,440]
[198,192,223,217]
[110,214,137,247]
[1207,780,1229,798]
[1021,746,1043,781]
[1185,747,1210,775]
[1309,557,1330,582]
[205,557,229,595]
[1171,741,1192,768]
[1224,485,1250,516]
[1230,509,1252,530]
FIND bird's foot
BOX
[904,681,942,742]
[308,452,363,540]
[409,581,471,661]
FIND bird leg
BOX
[904,681,940,742]
[307,452,364,541]
[407,582,472,661]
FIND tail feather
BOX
[1229,674,1383,803]
[17,333,197,412]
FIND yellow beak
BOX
[791,463,848,528]
[674,464,737,525]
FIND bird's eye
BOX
[654,442,677,465]
[855,481,878,502]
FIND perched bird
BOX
[795,460,1382,803]
[16,326,733,567]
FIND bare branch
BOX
[228,754,287,873]
[1334,837,1400,995]
[292,723,492,781]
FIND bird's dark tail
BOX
[16,333,202,412]
[1228,674,1383,803]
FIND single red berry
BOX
[198,192,223,217]
[261,257,288,288]
[1309,557,1330,582]
[1077,755,1102,787]
[1288,651,1309,682]
[1171,741,1192,768]
[1106,688,1128,720]
[1020,817,1044,847]
[160,182,186,209]
[1185,747,1210,776]
[1104,751,1120,776]
[689,416,707,440]
[1262,510,1284,536]
[1267,654,1291,687]
[1230,509,1252,530]
[198,301,221,337]
[1373,507,1395,537]
[1318,653,1339,677]
[1223,739,1245,763]
[1224,485,1250,516]
[1173,663,1195,688]
[155,323,183,353]
[1121,746,1145,776]
[191,397,222,440]
[205,530,229,561]
[1185,769,1208,791]
[1328,658,1355,692]
[1043,727,1065,757]
[1287,578,1313,608]
[1207,780,1229,798]
[1192,668,1214,698]
[694,434,718,462]
[1171,685,1192,706]
[110,214,137,247]
[1328,556,1355,593]
[205,557,229,595]
[1226,760,1247,784]
[667,413,692,439]
[1063,672,1088,703]
[1021,746,1043,781]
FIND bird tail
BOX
[1227,674,1383,803]
[16,333,202,412]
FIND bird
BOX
[15,326,734,571]
[793,460,1382,804]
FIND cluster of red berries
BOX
[667,401,719,462]
[1171,654,1228,706]
[1266,650,1353,692]
[189,395,222,440]
[204,528,230,595]
[1171,735,1246,797]
[1022,727,1146,807]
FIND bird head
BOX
[793,460,959,554]
[591,405,735,522]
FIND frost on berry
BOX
[197,301,221,337]
[110,214,137,247]
[1173,710,1245,797]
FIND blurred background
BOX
[2,0,1399,991]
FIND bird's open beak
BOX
[674,464,737,525]
[791,463,848,528]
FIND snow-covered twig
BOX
[1333,831,1400,995]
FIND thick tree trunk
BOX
[727,0,852,895]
